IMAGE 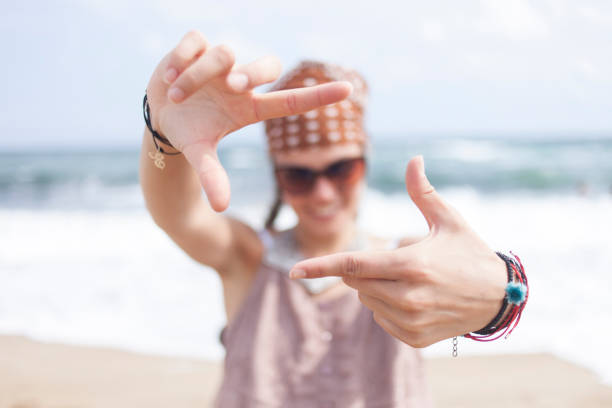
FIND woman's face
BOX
[273,143,366,238]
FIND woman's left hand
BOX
[290,155,508,348]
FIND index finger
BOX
[290,249,405,280]
[252,81,352,121]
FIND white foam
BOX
[360,188,612,384]
[0,209,227,359]
[1,189,611,384]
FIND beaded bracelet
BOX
[452,251,529,357]
[143,92,182,169]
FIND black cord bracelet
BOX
[472,252,514,335]
[455,251,528,355]
[143,93,182,156]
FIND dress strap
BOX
[257,228,275,251]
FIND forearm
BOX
[139,128,261,274]
[139,128,213,232]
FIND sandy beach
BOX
[1,335,611,408]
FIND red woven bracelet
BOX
[452,252,529,356]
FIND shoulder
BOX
[218,217,264,277]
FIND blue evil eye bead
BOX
[506,282,527,305]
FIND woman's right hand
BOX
[146,30,352,212]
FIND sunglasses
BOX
[275,157,366,195]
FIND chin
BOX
[301,212,353,237]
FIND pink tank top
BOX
[214,230,433,407]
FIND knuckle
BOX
[178,69,198,89]
[400,290,429,312]
[410,267,429,283]
[213,44,235,70]
[285,93,298,114]
[311,265,325,278]
[422,184,436,196]
[414,292,431,311]
[315,87,323,106]
[342,255,361,278]
[398,292,415,311]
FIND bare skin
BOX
[291,156,509,347]
[140,30,509,347]
[140,31,353,323]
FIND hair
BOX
[262,60,369,231]
[264,188,283,231]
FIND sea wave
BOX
[1,137,611,383]
[1,137,611,210]
[1,190,611,384]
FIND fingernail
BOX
[290,269,306,279]
[164,68,178,84]
[227,72,248,91]
[168,87,185,103]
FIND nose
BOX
[310,175,337,202]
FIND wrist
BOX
[143,93,182,169]
[465,252,529,341]
[471,253,511,335]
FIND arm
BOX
[290,156,516,348]
[139,127,261,276]
[140,30,351,274]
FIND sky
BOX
[2,0,612,150]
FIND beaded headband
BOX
[265,60,368,153]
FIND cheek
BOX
[281,191,306,214]
[341,181,365,213]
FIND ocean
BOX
[1,135,611,384]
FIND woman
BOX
[140,30,514,407]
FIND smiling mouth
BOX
[309,206,340,220]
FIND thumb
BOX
[182,141,231,212]
[405,155,455,230]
